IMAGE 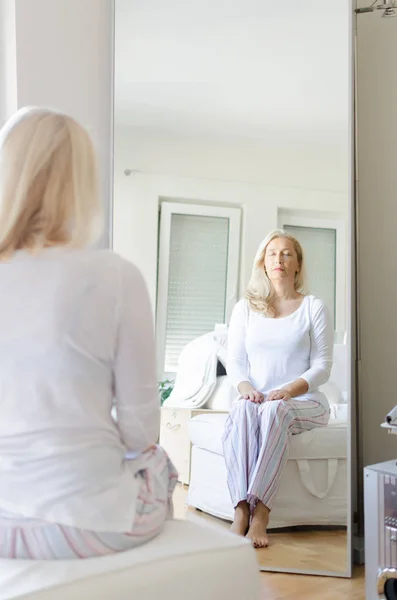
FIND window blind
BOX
[283,225,336,327]
[163,213,229,372]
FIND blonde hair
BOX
[245,229,308,317]
[0,107,102,258]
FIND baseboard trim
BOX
[353,534,365,565]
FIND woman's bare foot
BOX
[246,501,270,548]
[230,501,250,537]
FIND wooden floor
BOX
[174,484,365,598]
[255,528,347,572]
[259,567,365,599]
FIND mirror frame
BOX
[109,0,355,578]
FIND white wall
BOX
[356,8,397,468]
[0,0,114,245]
[114,126,349,192]
[113,125,349,316]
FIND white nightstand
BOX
[160,406,228,485]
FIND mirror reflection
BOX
[114,0,350,575]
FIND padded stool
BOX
[0,519,260,600]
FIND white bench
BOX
[0,519,260,600]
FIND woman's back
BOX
[0,108,175,560]
[0,248,160,532]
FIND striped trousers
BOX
[222,399,330,512]
[0,446,178,560]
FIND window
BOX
[279,211,347,335]
[156,202,241,376]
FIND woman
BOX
[0,107,177,560]
[223,230,333,548]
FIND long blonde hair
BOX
[0,107,102,258]
[245,229,308,316]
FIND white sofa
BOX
[0,520,260,600]
[187,344,349,528]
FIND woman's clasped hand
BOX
[237,382,292,403]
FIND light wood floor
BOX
[174,484,365,598]
[259,567,365,600]
[255,529,348,573]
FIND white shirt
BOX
[0,248,160,532]
[227,296,333,408]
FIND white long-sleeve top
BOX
[0,248,160,532]
[227,296,333,408]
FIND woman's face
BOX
[264,237,300,285]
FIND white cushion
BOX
[330,344,348,393]
[330,403,348,421]
[205,376,239,411]
[188,412,347,460]
[319,381,343,405]
[0,520,259,600]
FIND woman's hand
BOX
[238,381,264,403]
[267,389,292,402]
[267,378,308,401]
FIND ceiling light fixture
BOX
[355,0,397,17]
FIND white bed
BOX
[188,413,348,528]
[187,343,349,529]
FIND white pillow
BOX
[205,376,239,411]
[330,403,348,421]
[319,381,343,405]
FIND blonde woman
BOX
[0,107,177,560]
[223,231,333,548]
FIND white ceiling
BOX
[114,0,350,144]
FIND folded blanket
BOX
[164,332,225,409]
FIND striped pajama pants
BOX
[0,446,178,560]
[222,399,330,512]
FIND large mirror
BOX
[113,0,352,576]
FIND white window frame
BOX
[278,210,347,334]
[156,201,241,377]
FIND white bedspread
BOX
[165,331,348,413]
[164,333,223,409]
